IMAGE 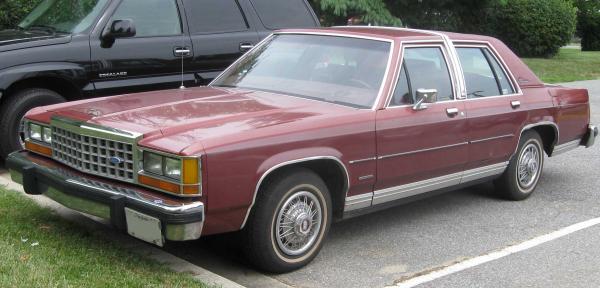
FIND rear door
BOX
[374,45,468,205]
[456,45,526,170]
[181,0,260,84]
[247,0,320,39]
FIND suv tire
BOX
[0,88,65,158]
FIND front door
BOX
[90,0,194,96]
[375,45,468,205]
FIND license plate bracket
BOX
[124,208,164,247]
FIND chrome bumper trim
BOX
[6,151,204,244]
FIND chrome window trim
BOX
[209,31,396,111]
[385,43,459,108]
[453,41,524,97]
[240,156,350,229]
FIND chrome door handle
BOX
[446,108,459,117]
[239,43,254,51]
[174,47,191,57]
[511,101,521,109]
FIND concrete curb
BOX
[0,170,245,288]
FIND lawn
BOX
[522,48,600,83]
[0,186,209,288]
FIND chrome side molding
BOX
[344,162,509,211]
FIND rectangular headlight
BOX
[42,126,52,143]
[29,123,42,141]
[143,152,163,175]
[164,157,181,180]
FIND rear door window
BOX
[457,47,516,98]
[249,0,316,29]
[183,0,248,34]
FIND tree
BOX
[0,0,42,30]
[309,0,402,26]
[576,0,600,51]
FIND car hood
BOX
[27,86,357,155]
[0,29,71,52]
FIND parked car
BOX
[0,0,319,159]
[6,27,597,272]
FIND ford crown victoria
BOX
[6,27,597,272]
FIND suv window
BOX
[111,0,181,37]
[391,47,453,106]
[183,0,248,34]
[250,0,316,29]
[457,47,516,98]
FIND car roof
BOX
[278,26,495,43]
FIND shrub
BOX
[576,0,600,51]
[0,0,42,30]
[486,0,577,57]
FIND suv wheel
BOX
[495,130,544,200]
[243,168,332,273]
[0,88,65,158]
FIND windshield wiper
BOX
[26,25,57,34]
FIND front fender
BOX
[0,62,90,93]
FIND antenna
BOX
[179,34,186,90]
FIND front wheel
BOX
[243,168,332,273]
[495,130,544,200]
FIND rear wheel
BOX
[243,168,332,273]
[0,88,66,158]
[495,130,544,200]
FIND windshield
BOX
[18,0,109,34]
[212,34,392,109]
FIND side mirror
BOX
[413,88,438,111]
[101,19,136,47]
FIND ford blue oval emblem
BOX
[109,156,124,165]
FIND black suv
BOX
[0,0,319,158]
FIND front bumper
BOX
[6,151,204,246]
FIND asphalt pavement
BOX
[2,80,599,288]
[164,80,600,288]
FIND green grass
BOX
[0,186,210,288]
[522,48,600,83]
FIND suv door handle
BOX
[174,47,191,57]
[239,43,254,52]
[446,108,460,117]
[511,100,521,109]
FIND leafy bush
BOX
[576,0,600,51]
[0,0,42,30]
[486,0,577,57]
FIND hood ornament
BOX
[86,108,102,117]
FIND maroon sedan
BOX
[6,27,597,272]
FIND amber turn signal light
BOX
[25,141,52,157]
[138,174,181,194]
[182,158,199,185]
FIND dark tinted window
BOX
[112,0,181,37]
[250,0,316,29]
[184,0,248,34]
[403,47,454,101]
[484,49,516,95]
[390,65,412,106]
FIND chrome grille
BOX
[51,126,135,182]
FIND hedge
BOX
[486,0,577,57]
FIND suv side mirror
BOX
[413,88,438,111]
[101,19,136,47]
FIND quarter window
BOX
[111,0,181,37]
[457,47,516,98]
[390,47,454,106]
[183,0,248,34]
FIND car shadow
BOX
[163,183,506,280]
